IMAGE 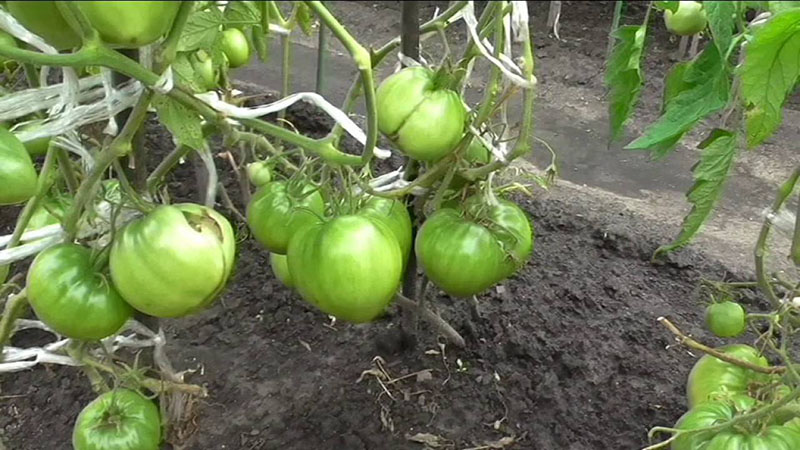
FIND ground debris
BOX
[406,432,452,448]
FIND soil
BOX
[0,3,782,450]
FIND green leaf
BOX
[179,8,224,52]
[740,9,800,147]
[655,1,679,12]
[662,61,691,113]
[705,1,736,57]
[769,1,800,14]
[294,2,314,36]
[224,1,261,28]
[626,45,730,156]
[606,25,647,141]
[251,25,270,63]
[152,94,205,151]
[654,130,738,257]
[172,53,206,93]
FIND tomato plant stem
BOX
[395,293,465,348]
[658,317,785,375]
[791,189,800,266]
[756,167,800,309]
[0,289,27,356]
[315,5,328,95]
[278,34,291,124]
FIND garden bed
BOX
[0,99,766,449]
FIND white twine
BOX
[152,66,175,95]
[196,90,393,159]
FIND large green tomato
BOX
[221,28,251,68]
[7,1,81,50]
[27,243,132,340]
[672,399,800,450]
[706,301,747,338]
[270,253,293,288]
[72,389,161,450]
[246,181,324,254]
[110,204,235,318]
[287,215,403,323]
[359,196,412,268]
[687,344,771,408]
[0,127,38,205]
[76,1,181,48]
[416,197,533,297]
[664,1,707,36]
[376,66,467,161]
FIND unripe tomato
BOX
[376,66,468,161]
[416,197,533,297]
[664,1,707,36]
[705,301,746,338]
[358,196,412,269]
[7,1,81,50]
[110,204,236,318]
[450,138,491,189]
[246,161,272,187]
[72,389,161,450]
[270,253,293,288]
[246,181,324,254]
[287,215,403,323]
[0,127,38,205]
[221,28,251,69]
[189,50,218,91]
[686,344,771,408]
[27,243,133,340]
[76,1,181,48]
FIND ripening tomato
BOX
[72,389,161,450]
[287,215,403,323]
[376,66,467,161]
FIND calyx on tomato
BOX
[247,180,324,254]
[109,204,235,318]
[72,389,161,450]
[0,127,38,205]
[376,66,468,161]
[75,1,181,48]
[221,28,251,69]
[415,195,533,297]
[287,214,403,323]
[663,1,707,36]
[27,243,133,340]
[686,344,772,408]
[7,1,81,50]
[705,301,747,338]
[270,253,294,288]
[672,397,800,450]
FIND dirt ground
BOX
[0,2,794,450]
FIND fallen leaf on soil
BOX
[406,432,449,448]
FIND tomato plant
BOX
[72,389,161,450]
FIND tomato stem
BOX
[0,289,27,357]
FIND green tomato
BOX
[76,1,181,48]
[687,344,771,408]
[358,196,413,269]
[27,243,132,340]
[72,389,161,450]
[246,161,272,187]
[287,215,403,323]
[706,301,747,338]
[221,28,251,69]
[416,197,533,297]
[664,1,708,36]
[246,181,324,254]
[110,204,235,318]
[270,253,293,288]
[376,66,468,161]
[672,399,800,450]
[450,138,492,189]
[7,1,81,50]
[189,50,218,91]
[0,127,37,205]
[0,30,18,68]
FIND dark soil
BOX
[0,3,773,450]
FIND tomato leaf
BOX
[295,2,314,36]
[152,95,205,151]
[606,25,647,141]
[172,54,207,93]
[223,1,261,28]
[654,130,737,257]
[704,1,736,57]
[626,45,730,157]
[655,1,679,13]
[179,8,224,52]
[740,9,800,148]
[661,61,690,114]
